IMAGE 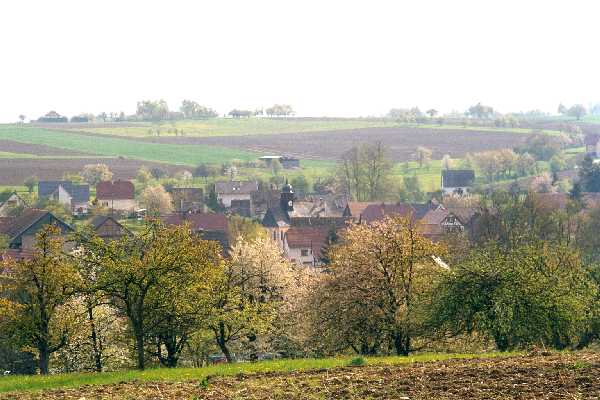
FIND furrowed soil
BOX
[0,140,92,156]
[4,353,600,400]
[0,158,183,185]
[131,127,534,161]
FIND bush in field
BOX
[81,164,113,186]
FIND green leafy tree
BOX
[579,155,600,192]
[24,176,38,194]
[550,152,567,174]
[76,222,222,370]
[432,242,593,351]
[0,225,80,374]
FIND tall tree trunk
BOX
[393,331,410,356]
[38,344,50,375]
[135,329,145,370]
[87,305,102,372]
[216,321,234,363]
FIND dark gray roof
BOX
[69,185,90,203]
[89,215,112,229]
[38,181,70,197]
[215,181,258,195]
[262,206,289,228]
[38,181,89,203]
[442,170,475,188]
[0,209,72,242]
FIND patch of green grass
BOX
[0,352,519,394]
[0,151,40,158]
[348,357,366,366]
[0,127,260,166]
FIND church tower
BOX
[280,180,294,212]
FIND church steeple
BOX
[280,179,294,212]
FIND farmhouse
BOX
[162,212,230,254]
[258,155,300,169]
[419,206,478,240]
[37,110,68,123]
[96,180,137,213]
[214,181,258,208]
[0,192,28,217]
[89,215,132,242]
[0,209,72,251]
[38,181,90,215]
[585,134,600,157]
[441,169,475,196]
[283,226,329,266]
[262,182,345,259]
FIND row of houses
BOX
[261,181,479,266]
[0,208,230,261]
[1,169,478,266]
[36,180,136,216]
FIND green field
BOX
[0,126,260,165]
[0,352,516,394]
[66,118,398,138]
[57,119,563,139]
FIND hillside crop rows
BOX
[0,158,183,185]
[134,126,536,161]
[2,353,599,399]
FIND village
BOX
[0,170,465,264]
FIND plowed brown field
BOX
[4,353,599,400]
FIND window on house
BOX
[301,249,309,256]
[273,231,276,240]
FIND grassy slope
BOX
[0,352,517,394]
[0,127,260,165]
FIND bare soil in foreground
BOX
[4,353,600,400]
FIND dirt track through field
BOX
[4,353,600,400]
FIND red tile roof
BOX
[344,202,377,218]
[96,180,135,200]
[359,203,416,224]
[285,226,329,258]
[162,213,228,232]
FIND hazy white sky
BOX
[1,0,599,122]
